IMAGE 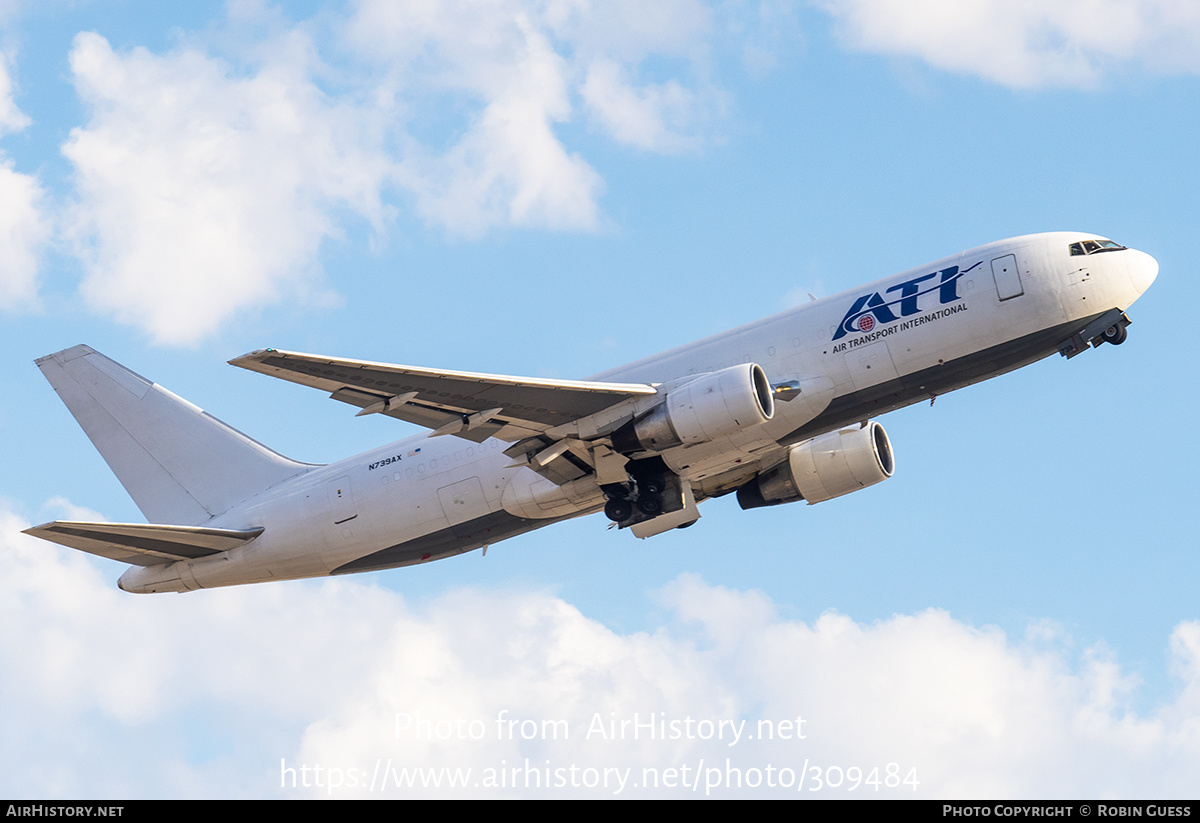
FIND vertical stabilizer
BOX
[36,345,311,525]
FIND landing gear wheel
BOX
[636,494,663,517]
[604,498,633,523]
[1102,324,1127,345]
[639,476,665,495]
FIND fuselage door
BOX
[845,340,900,392]
[438,477,496,541]
[991,254,1024,301]
[327,476,358,532]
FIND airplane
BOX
[25,231,1158,593]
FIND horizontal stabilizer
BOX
[23,521,264,567]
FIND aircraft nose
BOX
[1127,248,1159,295]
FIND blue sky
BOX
[1,0,1197,799]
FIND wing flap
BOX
[230,348,657,440]
[24,521,264,567]
[329,386,463,429]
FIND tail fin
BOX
[36,345,311,525]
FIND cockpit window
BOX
[1069,239,1127,256]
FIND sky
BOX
[1,0,1197,800]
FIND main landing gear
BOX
[602,459,670,526]
[603,495,632,523]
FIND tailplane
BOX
[22,520,264,566]
[36,345,311,525]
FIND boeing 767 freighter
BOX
[26,232,1157,593]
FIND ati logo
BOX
[832,264,973,341]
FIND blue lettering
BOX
[886,272,937,316]
[938,265,961,303]
[832,264,967,341]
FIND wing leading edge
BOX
[229,348,658,443]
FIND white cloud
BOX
[4,502,1200,798]
[61,31,393,346]
[580,59,703,152]
[0,50,29,136]
[345,0,720,232]
[0,52,49,311]
[817,0,1200,88]
[385,12,605,234]
[0,155,50,310]
[54,3,735,341]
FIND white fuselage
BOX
[119,232,1157,592]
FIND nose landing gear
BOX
[1059,310,1133,358]
[1100,323,1128,345]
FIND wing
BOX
[23,521,264,567]
[229,348,657,444]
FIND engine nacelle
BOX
[737,422,894,509]
[611,363,774,454]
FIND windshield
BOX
[1069,239,1127,256]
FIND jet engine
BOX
[736,422,894,509]
[611,363,774,454]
